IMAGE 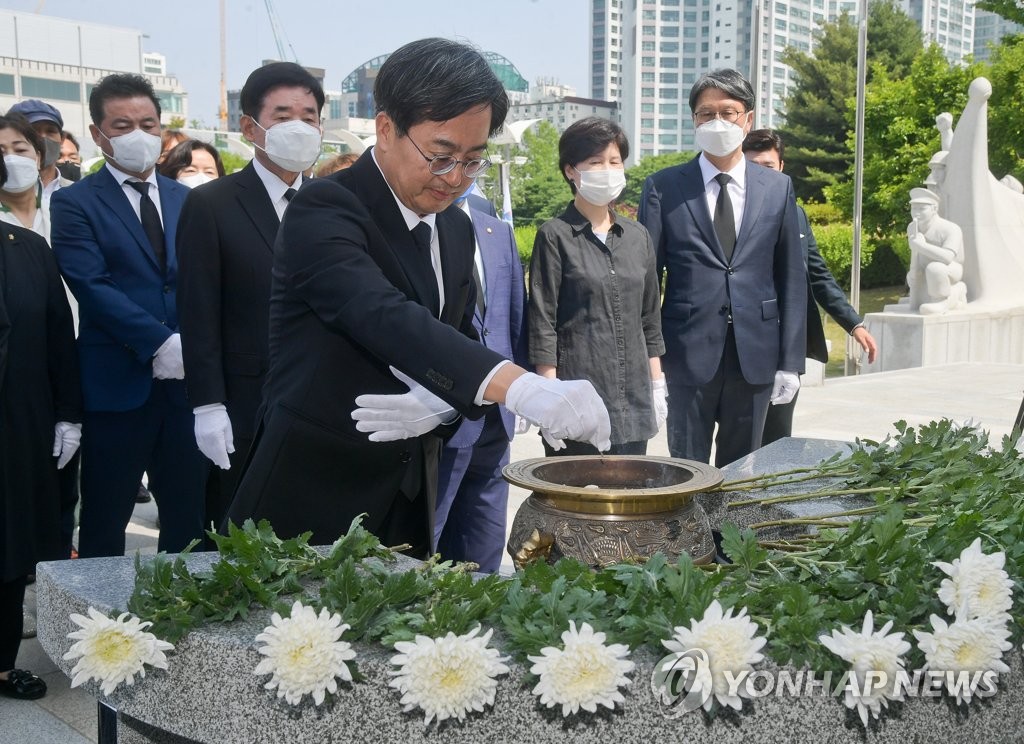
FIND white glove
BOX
[152,333,185,379]
[194,403,234,469]
[652,377,668,431]
[504,372,611,452]
[514,415,532,436]
[351,367,456,442]
[770,370,801,406]
[52,421,82,470]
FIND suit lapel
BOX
[234,162,281,252]
[735,166,767,261]
[92,167,162,271]
[679,159,725,263]
[157,174,184,276]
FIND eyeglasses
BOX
[406,136,491,178]
[693,109,747,125]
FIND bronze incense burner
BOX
[504,455,723,569]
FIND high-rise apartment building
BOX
[596,0,978,161]
[973,8,1023,62]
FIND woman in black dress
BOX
[0,155,81,700]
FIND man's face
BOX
[693,88,753,137]
[744,148,782,171]
[89,95,161,158]
[59,138,80,164]
[240,85,320,152]
[32,120,62,145]
[375,105,492,216]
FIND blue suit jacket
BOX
[446,205,528,448]
[639,156,806,386]
[50,165,187,412]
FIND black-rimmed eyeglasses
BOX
[693,109,748,125]
[407,136,491,178]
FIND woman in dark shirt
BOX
[528,118,666,456]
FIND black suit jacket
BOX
[177,162,280,442]
[799,206,862,363]
[227,151,506,545]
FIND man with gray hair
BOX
[638,69,805,466]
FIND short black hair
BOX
[239,62,325,121]
[688,69,755,114]
[374,38,509,137]
[558,117,630,194]
[0,150,6,188]
[157,139,226,180]
[89,73,162,126]
[62,130,80,150]
[0,112,45,157]
[742,128,785,161]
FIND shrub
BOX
[813,222,873,291]
[513,224,537,268]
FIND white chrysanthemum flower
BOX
[912,612,1012,704]
[528,620,635,716]
[933,537,1014,623]
[819,610,912,727]
[389,626,509,726]
[662,600,766,712]
[253,600,356,706]
[63,607,174,696]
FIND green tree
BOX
[985,36,1024,182]
[509,121,569,225]
[621,150,694,211]
[780,1,921,202]
[826,45,980,236]
[167,116,186,129]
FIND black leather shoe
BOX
[136,484,153,503]
[0,669,47,700]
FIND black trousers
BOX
[0,575,27,671]
[761,389,800,446]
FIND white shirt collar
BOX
[698,152,747,190]
[252,156,302,204]
[370,146,437,235]
[105,161,158,187]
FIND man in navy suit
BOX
[51,74,207,557]
[435,192,528,572]
[639,69,806,467]
[741,129,878,445]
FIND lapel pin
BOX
[486,227,493,234]
[7,234,13,240]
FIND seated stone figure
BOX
[907,188,967,315]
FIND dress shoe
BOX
[0,669,47,700]
[136,484,153,503]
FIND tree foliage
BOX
[509,121,570,226]
[976,0,1024,26]
[780,1,921,202]
[984,36,1024,182]
[620,150,694,211]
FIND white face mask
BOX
[178,172,215,189]
[100,128,162,174]
[254,119,322,173]
[574,167,626,207]
[2,154,40,193]
[694,119,747,158]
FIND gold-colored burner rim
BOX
[502,455,723,516]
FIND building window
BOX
[661,57,679,68]
[660,73,678,84]
[641,118,655,128]
[21,76,80,102]
[642,72,656,82]
[660,88,678,98]
[0,74,14,96]
[659,103,678,114]
[660,42,679,53]
[642,40,656,51]
[642,87,655,97]
[658,133,678,145]
[641,102,655,113]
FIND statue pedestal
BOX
[862,304,1024,373]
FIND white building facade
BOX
[0,10,187,146]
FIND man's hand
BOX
[770,370,800,406]
[852,326,878,364]
[194,403,234,469]
[503,372,611,451]
[153,333,185,379]
[652,377,668,431]
[52,421,82,469]
[352,367,456,442]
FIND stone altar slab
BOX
[35,438,1024,744]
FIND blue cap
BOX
[9,99,64,130]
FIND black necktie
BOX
[284,187,297,202]
[472,260,486,316]
[410,221,440,317]
[713,173,736,263]
[127,181,165,269]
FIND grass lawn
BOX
[822,285,904,378]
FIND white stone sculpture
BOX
[906,188,967,315]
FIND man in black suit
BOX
[639,69,806,467]
[741,129,878,445]
[177,63,325,533]
[226,38,610,554]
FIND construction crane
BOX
[263,0,299,63]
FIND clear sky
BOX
[4,0,590,125]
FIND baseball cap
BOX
[9,99,64,130]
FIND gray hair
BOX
[688,69,755,113]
